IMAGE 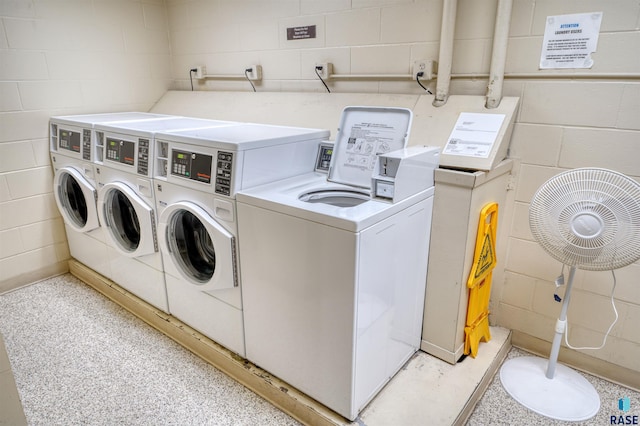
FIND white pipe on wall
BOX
[455,72,640,80]
[433,0,458,107]
[329,73,414,79]
[485,0,513,109]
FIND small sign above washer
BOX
[287,25,316,40]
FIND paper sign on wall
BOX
[540,12,603,69]
[443,113,505,159]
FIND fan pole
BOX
[546,265,576,379]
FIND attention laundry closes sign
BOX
[540,12,603,69]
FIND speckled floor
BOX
[1,274,638,425]
[0,274,300,425]
[466,347,640,425]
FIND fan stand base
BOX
[500,356,600,422]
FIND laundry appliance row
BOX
[50,112,330,357]
[51,107,440,421]
[50,112,174,281]
[51,114,238,311]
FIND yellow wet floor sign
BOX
[464,202,498,358]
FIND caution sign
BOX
[464,202,499,357]
[467,203,498,288]
[475,234,495,280]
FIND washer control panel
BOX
[215,151,233,196]
[59,129,81,153]
[315,142,334,173]
[105,138,135,166]
[171,149,213,184]
[82,129,91,161]
[137,138,150,176]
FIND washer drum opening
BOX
[298,189,370,207]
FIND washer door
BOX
[53,166,99,233]
[159,201,237,291]
[98,182,157,257]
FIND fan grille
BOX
[529,168,640,271]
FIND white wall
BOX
[0,0,171,292]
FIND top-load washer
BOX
[49,112,174,279]
[236,107,440,420]
[94,117,238,312]
[152,123,330,356]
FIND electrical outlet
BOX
[245,65,262,81]
[412,60,436,80]
[193,66,206,79]
[315,63,332,80]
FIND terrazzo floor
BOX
[0,273,638,425]
[0,275,299,425]
[467,347,640,425]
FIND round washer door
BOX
[159,201,236,291]
[53,166,100,233]
[98,182,157,257]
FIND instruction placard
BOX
[443,113,505,159]
[540,12,603,69]
[341,122,396,172]
[329,107,411,188]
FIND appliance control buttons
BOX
[215,151,233,195]
[137,138,149,176]
[82,129,91,161]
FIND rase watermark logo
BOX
[611,397,638,425]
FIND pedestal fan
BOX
[500,167,640,421]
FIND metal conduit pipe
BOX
[454,72,640,80]
[486,0,513,109]
[433,0,458,107]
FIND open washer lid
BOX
[328,106,412,190]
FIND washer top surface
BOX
[237,173,434,232]
[157,123,330,151]
[51,112,173,126]
[95,117,237,137]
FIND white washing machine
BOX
[236,107,440,420]
[94,117,238,312]
[152,124,330,356]
[49,112,174,279]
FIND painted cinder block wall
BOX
[1,0,638,376]
[0,0,172,291]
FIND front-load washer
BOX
[49,112,174,278]
[152,123,330,356]
[94,117,238,312]
[236,107,440,420]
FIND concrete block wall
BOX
[498,2,640,372]
[0,0,171,292]
[169,0,452,94]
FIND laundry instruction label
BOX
[342,122,396,171]
[443,113,505,159]
[329,107,411,188]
